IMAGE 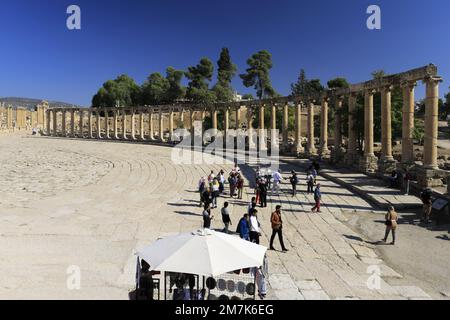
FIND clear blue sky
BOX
[0,0,449,106]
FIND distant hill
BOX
[0,97,84,109]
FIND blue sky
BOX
[0,0,449,106]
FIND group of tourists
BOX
[198,167,245,208]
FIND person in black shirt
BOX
[139,260,154,300]
[259,179,268,208]
[288,171,298,196]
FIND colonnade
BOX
[45,64,443,187]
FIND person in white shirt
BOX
[271,170,282,194]
[249,209,261,244]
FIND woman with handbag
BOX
[382,206,398,245]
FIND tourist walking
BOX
[420,188,432,224]
[248,197,257,214]
[269,205,288,252]
[228,173,237,198]
[237,174,244,199]
[306,171,314,194]
[221,202,232,234]
[202,187,212,209]
[288,171,298,197]
[198,177,206,207]
[259,178,268,208]
[211,178,220,208]
[272,169,282,194]
[203,204,214,229]
[237,213,250,241]
[311,183,322,213]
[382,206,399,245]
[249,209,261,244]
[255,178,261,205]
[218,170,225,194]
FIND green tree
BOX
[327,77,350,137]
[242,94,254,100]
[92,74,141,107]
[141,72,170,105]
[213,48,237,102]
[240,50,277,100]
[185,58,216,104]
[165,67,186,103]
[291,69,325,98]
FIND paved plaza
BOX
[0,134,448,300]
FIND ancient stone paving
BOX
[281,157,423,210]
[0,135,436,299]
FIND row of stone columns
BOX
[47,108,173,141]
[46,75,441,182]
[313,76,442,176]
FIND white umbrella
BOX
[136,229,267,277]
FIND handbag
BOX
[385,220,392,226]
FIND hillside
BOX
[0,97,84,109]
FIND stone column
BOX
[79,110,84,138]
[88,110,94,138]
[235,107,241,129]
[294,102,304,154]
[149,111,154,140]
[271,104,277,131]
[159,108,165,142]
[61,109,67,137]
[345,93,358,165]
[224,107,229,134]
[131,108,136,140]
[104,108,110,139]
[378,86,397,174]
[70,109,75,137]
[320,97,330,157]
[122,109,127,140]
[306,100,317,156]
[401,81,416,164]
[247,107,254,146]
[169,108,174,141]
[334,96,343,149]
[96,109,102,139]
[423,76,442,170]
[46,110,51,136]
[190,109,196,146]
[259,103,266,149]
[381,86,394,161]
[282,102,289,150]
[360,89,378,172]
[113,109,119,139]
[53,109,58,136]
[140,109,146,140]
[212,107,218,131]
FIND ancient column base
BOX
[359,154,378,173]
[416,166,444,188]
[377,158,397,175]
[319,147,331,160]
[305,148,318,159]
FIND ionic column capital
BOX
[380,84,394,93]
[401,80,417,91]
[422,75,443,86]
[364,88,376,96]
